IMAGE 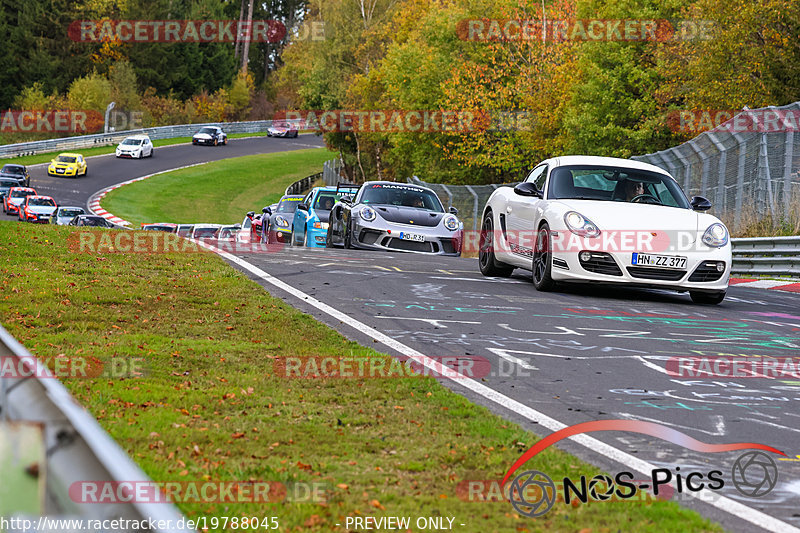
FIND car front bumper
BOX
[550,246,731,292]
[350,219,461,255]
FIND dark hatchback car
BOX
[0,164,30,187]
[68,215,115,228]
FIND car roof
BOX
[193,223,222,229]
[543,155,672,177]
[123,135,150,140]
[27,195,54,200]
[58,152,82,157]
[10,187,35,192]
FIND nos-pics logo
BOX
[502,420,783,518]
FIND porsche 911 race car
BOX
[291,185,358,248]
[326,181,462,255]
[52,206,86,226]
[478,155,731,304]
[263,195,304,244]
[18,195,57,223]
[47,153,87,177]
[192,126,227,146]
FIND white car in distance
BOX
[116,135,153,158]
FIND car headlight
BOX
[313,221,329,230]
[564,211,600,237]
[275,216,289,227]
[702,223,728,247]
[360,206,376,222]
[443,214,459,231]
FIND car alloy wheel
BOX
[532,223,555,291]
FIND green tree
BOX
[67,73,112,112]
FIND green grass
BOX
[1,133,272,167]
[100,148,334,227]
[0,221,723,532]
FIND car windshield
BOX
[81,217,111,227]
[11,190,35,198]
[56,155,77,163]
[177,226,193,236]
[59,208,84,217]
[547,165,691,208]
[1,165,24,175]
[277,197,303,213]
[122,138,142,145]
[29,197,55,207]
[314,193,338,211]
[198,128,217,135]
[193,228,219,238]
[360,184,444,212]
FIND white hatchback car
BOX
[478,156,732,304]
[116,135,153,158]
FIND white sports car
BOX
[478,156,731,304]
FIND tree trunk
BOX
[241,0,255,73]
[234,0,247,58]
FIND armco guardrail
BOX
[731,236,800,277]
[285,172,323,196]
[0,324,192,532]
[0,120,276,159]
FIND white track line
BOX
[205,245,798,533]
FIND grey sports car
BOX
[326,181,462,255]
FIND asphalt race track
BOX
[2,134,326,215]
[16,137,800,533]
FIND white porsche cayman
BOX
[478,156,731,304]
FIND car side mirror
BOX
[262,207,272,215]
[513,182,543,198]
[448,206,458,215]
[246,211,255,219]
[690,196,712,211]
[297,203,308,211]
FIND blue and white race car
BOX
[291,185,358,247]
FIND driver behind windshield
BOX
[624,180,645,201]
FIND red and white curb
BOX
[87,162,207,227]
[730,278,800,293]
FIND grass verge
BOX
[1,133,273,167]
[0,221,722,532]
[100,148,334,227]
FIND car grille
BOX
[626,266,686,281]
[439,239,457,254]
[579,252,622,276]
[688,262,726,282]
[358,229,382,245]
[385,238,435,253]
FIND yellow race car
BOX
[47,153,87,178]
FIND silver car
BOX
[52,206,86,225]
[326,181,462,255]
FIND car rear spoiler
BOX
[335,182,361,195]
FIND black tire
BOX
[478,211,513,277]
[292,131,298,138]
[325,224,335,248]
[690,291,726,304]
[532,223,556,291]
[343,219,353,249]
[149,148,154,158]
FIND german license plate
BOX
[632,252,686,269]
[399,232,424,242]
[56,169,64,174]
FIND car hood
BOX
[27,206,57,215]
[9,197,26,205]
[554,200,701,243]
[372,205,444,227]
